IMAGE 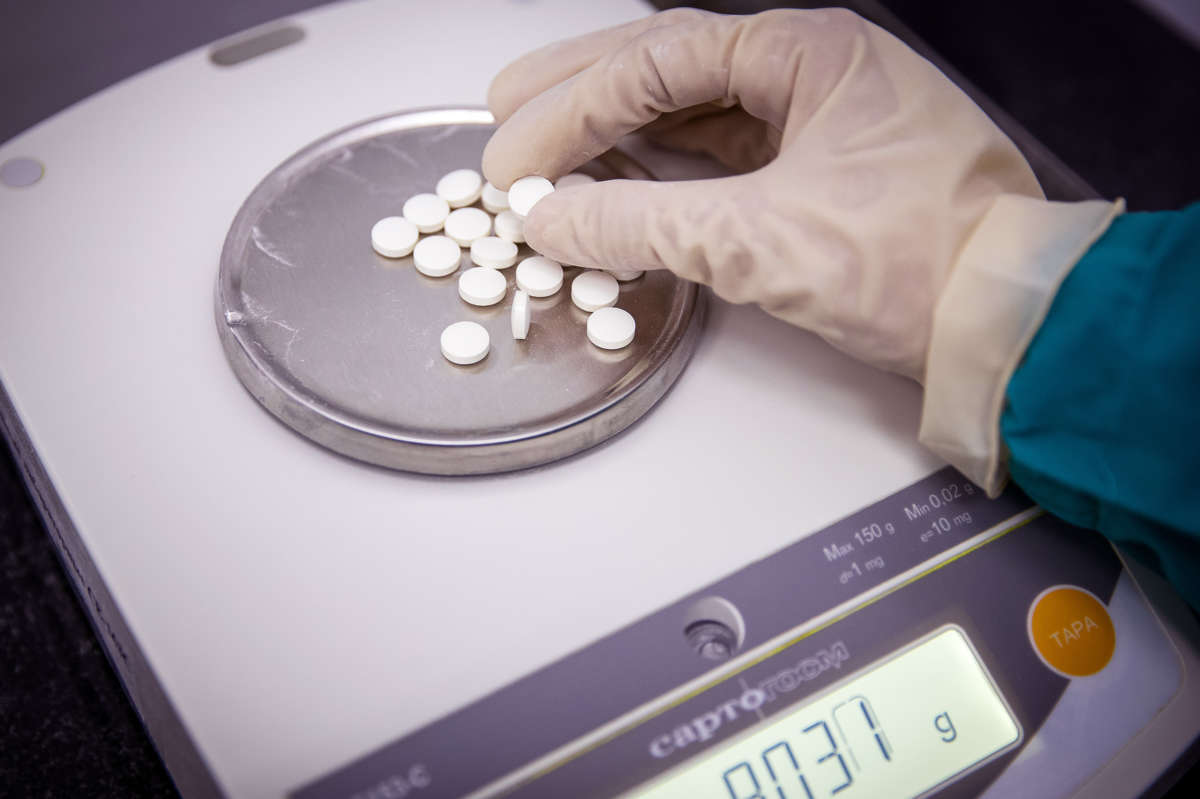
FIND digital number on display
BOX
[627,628,1019,799]
[721,698,892,799]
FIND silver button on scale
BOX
[215,108,704,475]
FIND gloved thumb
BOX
[524,175,758,291]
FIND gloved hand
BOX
[482,7,1043,381]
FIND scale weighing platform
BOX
[1,1,1198,797]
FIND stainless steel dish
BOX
[215,108,704,475]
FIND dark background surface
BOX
[1,1,1197,796]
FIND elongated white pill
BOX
[511,289,531,340]
[403,193,450,233]
[441,321,489,365]
[571,270,619,312]
[480,182,509,214]
[458,266,507,307]
[555,172,595,190]
[470,236,518,269]
[515,256,563,297]
[412,235,462,277]
[370,216,418,258]
[508,175,554,218]
[436,168,483,208]
[587,307,636,350]
[444,207,492,246]
[607,268,645,282]
[493,210,525,243]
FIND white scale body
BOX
[1,2,1198,798]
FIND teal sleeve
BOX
[1000,202,1200,608]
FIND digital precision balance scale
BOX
[2,1,1197,798]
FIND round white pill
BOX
[493,210,526,243]
[403,193,450,233]
[470,236,519,270]
[607,268,645,282]
[444,207,492,246]
[571,270,620,312]
[458,266,507,307]
[441,321,489,365]
[412,235,462,277]
[587,307,636,350]
[436,168,483,208]
[370,216,418,258]
[555,172,596,190]
[515,256,564,297]
[480,181,510,214]
[508,175,555,218]
[511,289,531,340]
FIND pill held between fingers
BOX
[480,181,510,214]
[571,270,620,312]
[515,256,564,297]
[587,307,636,350]
[436,168,484,208]
[511,289,531,340]
[470,236,519,270]
[555,172,596,190]
[493,210,525,243]
[403,193,450,233]
[607,268,645,282]
[441,321,490,365]
[444,207,492,246]
[370,216,418,258]
[458,266,508,307]
[413,235,462,277]
[508,175,555,219]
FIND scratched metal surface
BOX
[214,108,703,474]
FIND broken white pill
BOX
[515,256,563,297]
[607,268,645,282]
[441,321,489,365]
[402,193,450,233]
[370,216,418,258]
[480,181,509,214]
[587,307,636,350]
[511,289,531,340]
[493,210,525,243]
[571,270,620,312]
[444,207,492,246]
[458,266,507,307]
[555,172,596,190]
[508,175,554,218]
[470,236,519,270]
[436,168,483,208]
[412,235,462,277]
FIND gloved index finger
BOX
[484,11,761,190]
[488,9,715,124]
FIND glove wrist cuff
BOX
[918,195,1123,495]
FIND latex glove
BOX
[482,7,1044,381]
[484,8,1123,494]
